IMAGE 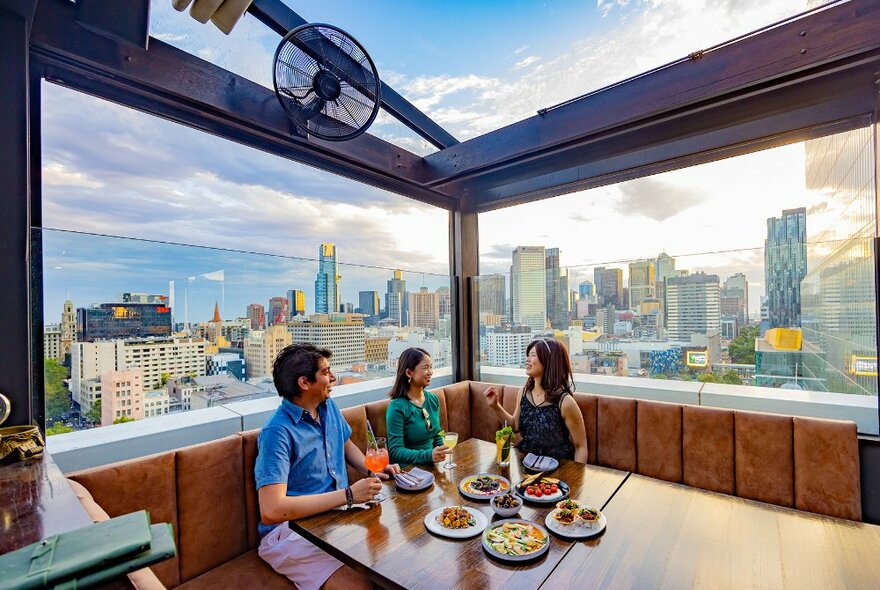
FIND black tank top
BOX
[518,390,575,461]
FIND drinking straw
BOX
[366,418,377,446]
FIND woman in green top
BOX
[386,348,450,465]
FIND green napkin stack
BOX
[0,510,176,590]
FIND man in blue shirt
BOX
[256,343,398,590]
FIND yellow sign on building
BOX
[686,350,709,368]
[851,355,878,376]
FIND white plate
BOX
[458,473,512,500]
[482,519,551,562]
[396,472,435,492]
[545,509,607,538]
[424,506,489,539]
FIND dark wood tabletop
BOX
[540,473,880,590]
[291,438,628,590]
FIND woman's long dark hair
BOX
[389,347,431,399]
[524,338,575,404]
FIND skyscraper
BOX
[287,289,306,318]
[629,259,656,310]
[246,303,265,330]
[512,246,546,332]
[268,296,289,325]
[721,273,749,331]
[765,207,807,328]
[385,269,406,326]
[578,280,594,299]
[408,287,439,331]
[594,267,623,308]
[77,303,172,342]
[666,273,720,341]
[315,243,340,314]
[358,290,380,317]
[545,248,570,329]
[478,273,507,317]
[436,286,451,318]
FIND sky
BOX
[41,0,840,323]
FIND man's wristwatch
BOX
[344,486,354,509]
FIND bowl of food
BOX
[575,506,602,528]
[556,498,580,511]
[491,493,522,517]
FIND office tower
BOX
[765,207,807,328]
[315,243,341,314]
[44,324,61,360]
[358,291,380,317]
[77,302,172,342]
[60,299,76,363]
[801,125,877,395]
[288,314,365,370]
[246,303,265,330]
[545,248,570,329]
[436,286,451,318]
[666,273,720,341]
[629,259,656,310]
[722,273,749,330]
[244,324,292,379]
[578,280,594,299]
[512,246,547,332]
[287,289,306,318]
[478,273,507,316]
[101,368,144,426]
[365,336,391,363]
[122,293,167,304]
[409,287,440,331]
[594,267,623,308]
[268,296,289,326]
[485,330,534,368]
[385,269,407,326]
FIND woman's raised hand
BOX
[431,445,450,462]
[484,386,501,409]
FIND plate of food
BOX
[544,505,606,539]
[424,506,489,539]
[482,519,551,562]
[459,473,511,500]
[514,473,569,504]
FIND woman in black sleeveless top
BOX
[485,338,588,463]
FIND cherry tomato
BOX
[534,490,543,497]
[550,485,558,493]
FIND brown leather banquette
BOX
[66,381,861,589]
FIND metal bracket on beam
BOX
[247,0,458,149]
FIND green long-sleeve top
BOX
[386,391,443,465]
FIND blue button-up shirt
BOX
[255,397,352,538]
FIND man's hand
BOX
[350,476,382,503]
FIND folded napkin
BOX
[524,453,556,470]
[395,467,433,488]
[333,502,372,511]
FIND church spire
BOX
[212,302,222,323]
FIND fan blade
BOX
[291,30,378,103]
[299,98,326,122]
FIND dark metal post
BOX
[449,192,479,382]
[0,5,35,426]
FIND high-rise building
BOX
[385,269,407,326]
[60,299,76,363]
[44,324,61,361]
[722,273,749,331]
[512,246,547,332]
[629,259,656,310]
[545,248,570,329]
[801,125,877,395]
[578,280,594,299]
[315,243,341,314]
[594,267,623,308]
[77,303,172,342]
[246,303,265,330]
[101,368,144,426]
[436,286,451,318]
[655,251,680,329]
[288,314,365,370]
[268,296,289,325]
[485,329,533,367]
[121,293,167,304]
[287,289,306,318]
[666,273,721,341]
[244,325,292,379]
[358,291,380,317]
[765,207,807,328]
[478,274,506,317]
[408,287,440,331]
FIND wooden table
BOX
[541,473,880,589]
[292,438,628,590]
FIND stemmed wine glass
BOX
[365,436,389,502]
[442,431,458,469]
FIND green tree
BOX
[113,415,136,424]
[721,370,744,385]
[86,399,102,424]
[697,373,719,383]
[160,372,171,387]
[729,326,759,365]
[44,358,70,423]
[46,423,74,436]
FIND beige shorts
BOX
[258,522,344,590]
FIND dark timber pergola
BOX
[1,0,879,436]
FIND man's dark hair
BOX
[272,343,332,401]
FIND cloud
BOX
[513,45,530,55]
[615,178,706,221]
[514,56,541,69]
